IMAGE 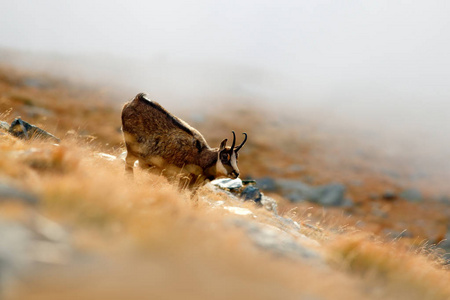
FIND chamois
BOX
[121,93,247,187]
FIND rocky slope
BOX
[0,65,449,300]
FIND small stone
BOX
[241,186,262,203]
[211,178,243,190]
[314,184,346,206]
[276,179,312,198]
[260,195,278,214]
[256,177,277,192]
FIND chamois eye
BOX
[221,152,228,160]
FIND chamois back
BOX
[122,93,247,186]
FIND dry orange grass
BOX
[328,233,450,300]
[0,127,447,300]
[0,138,366,300]
[1,64,449,300]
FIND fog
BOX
[1,1,450,176]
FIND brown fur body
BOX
[122,93,239,186]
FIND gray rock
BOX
[8,118,60,143]
[276,179,313,202]
[241,185,262,203]
[210,178,243,190]
[341,198,355,208]
[313,184,346,206]
[400,189,423,202]
[260,195,278,214]
[0,182,39,205]
[256,177,277,192]
[285,192,306,203]
[276,179,347,206]
[231,219,321,260]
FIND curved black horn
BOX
[230,131,236,150]
[234,133,247,152]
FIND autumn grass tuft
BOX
[328,233,450,300]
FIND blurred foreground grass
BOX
[0,65,449,300]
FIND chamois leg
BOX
[125,151,138,176]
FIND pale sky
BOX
[2,1,450,81]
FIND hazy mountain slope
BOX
[0,64,449,300]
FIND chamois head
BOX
[215,131,248,179]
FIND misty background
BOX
[1,1,449,177]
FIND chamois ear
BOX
[219,139,227,151]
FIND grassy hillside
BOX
[0,64,449,300]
